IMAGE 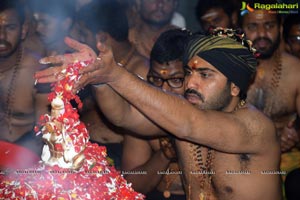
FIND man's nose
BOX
[161,80,171,92]
[0,26,7,40]
[185,73,199,89]
[257,25,267,37]
[154,0,166,8]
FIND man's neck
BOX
[0,47,21,73]
[111,40,134,65]
[224,97,242,113]
[257,49,280,68]
[140,21,172,34]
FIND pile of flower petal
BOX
[0,61,144,200]
[0,143,143,199]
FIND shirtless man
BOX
[195,0,238,33]
[31,0,76,56]
[283,14,300,59]
[240,9,300,170]
[129,0,178,59]
[35,28,282,200]
[122,29,189,199]
[70,0,149,169]
[0,0,49,154]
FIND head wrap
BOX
[183,29,257,92]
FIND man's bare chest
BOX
[247,64,295,118]
[175,141,255,200]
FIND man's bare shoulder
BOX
[127,51,149,79]
[281,51,300,87]
[237,104,277,141]
[282,51,300,73]
[21,48,42,72]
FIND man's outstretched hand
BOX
[73,41,121,91]
[35,37,121,92]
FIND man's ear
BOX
[96,32,110,44]
[231,82,240,97]
[21,23,29,40]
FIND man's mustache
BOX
[0,40,11,48]
[184,88,204,102]
[253,37,272,46]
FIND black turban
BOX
[183,34,257,92]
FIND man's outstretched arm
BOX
[35,37,166,137]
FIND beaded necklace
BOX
[0,46,23,135]
[255,50,282,116]
[187,101,246,200]
[188,144,214,200]
[270,50,282,89]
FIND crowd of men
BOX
[1,0,300,199]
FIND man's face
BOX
[0,9,24,58]
[242,10,280,59]
[200,8,232,32]
[34,13,67,46]
[184,56,232,111]
[139,0,177,27]
[147,59,185,95]
[286,24,300,59]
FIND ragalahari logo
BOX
[240,1,255,16]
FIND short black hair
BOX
[150,28,192,68]
[283,14,300,42]
[0,0,25,25]
[195,0,237,25]
[81,0,129,42]
[30,0,75,20]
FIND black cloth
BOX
[183,34,257,92]
[15,130,43,156]
[285,168,300,200]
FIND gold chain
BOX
[162,163,180,198]
[234,99,247,112]
[264,49,282,116]
[270,50,282,89]
[189,144,214,200]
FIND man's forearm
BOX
[108,67,193,140]
[93,81,167,137]
[93,84,132,126]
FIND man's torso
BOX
[175,138,282,200]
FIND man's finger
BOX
[35,74,59,83]
[65,37,97,61]
[64,37,89,51]
[79,58,101,74]
[39,55,65,65]
[74,73,91,92]
[35,66,63,79]
[288,132,299,142]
